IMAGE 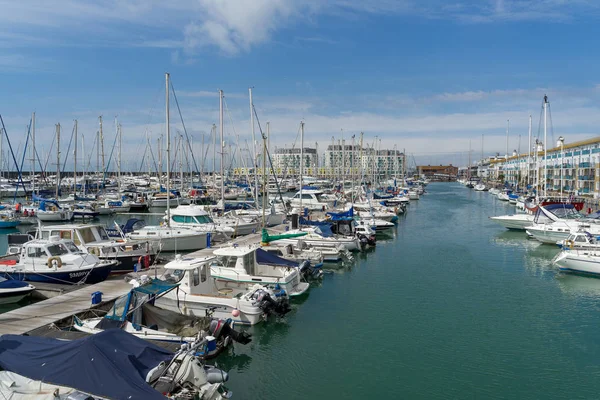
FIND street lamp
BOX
[557,136,565,199]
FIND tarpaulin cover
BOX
[0,329,172,400]
[326,207,354,221]
[38,200,61,212]
[142,303,211,337]
[314,225,334,238]
[0,277,29,289]
[256,247,299,268]
[299,217,330,227]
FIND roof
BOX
[416,165,457,170]
[169,205,210,216]
[164,255,215,270]
[213,245,257,257]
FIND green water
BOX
[3,184,600,398]
[219,183,600,399]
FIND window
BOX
[194,215,213,224]
[165,269,185,284]
[47,244,69,256]
[98,228,109,241]
[27,247,45,258]
[63,241,81,253]
[302,194,313,200]
[193,268,200,286]
[79,228,95,244]
[200,264,207,282]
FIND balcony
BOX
[578,175,594,181]
[579,162,591,168]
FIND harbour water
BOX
[220,182,600,399]
[3,183,600,398]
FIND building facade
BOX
[417,165,459,180]
[487,136,600,197]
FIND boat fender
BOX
[48,256,62,268]
[568,240,574,250]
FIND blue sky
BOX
[1,0,600,170]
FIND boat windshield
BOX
[195,215,213,224]
[47,244,70,256]
[164,269,185,284]
[62,241,81,253]
[216,255,238,269]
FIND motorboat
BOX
[497,189,510,201]
[210,245,310,297]
[128,225,209,252]
[268,227,361,252]
[94,199,131,214]
[525,205,597,244]
[166,205,235,241]
[557,231,600,251]
[0,277,35,304]
[30,223,157,274]
[474,183,487,191]
[0,329,232,400]
[73,276,252,354]
[288,189,334,211]
[490,214,535,230]
[553,249,600,276]
[156,255,292,325]
[0,238,115,284]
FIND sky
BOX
[1,0,600,171]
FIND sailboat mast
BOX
[249,88,259,203]
[543,95,548,198]
[506,119,509,160]
[99,116,105,189]
[165,73,171,225]
[300,121,304,213]
[74,119,78,196]
[528,114,532,186]
[31,112,36,196]
[117,122,122,197]
[219,90,225,207]
[56,123,61,199]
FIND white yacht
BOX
[490,214,535,230]
[167,205,235,240]
[156,255,292,325]
[288,189,334,211]
[268,227,361,252]
[525,204,593,244]
[127,225,209,252]
[553,249,600,276]
[209,245,310,297]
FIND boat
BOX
[31,223,157,274]
[0,214,20,228]
[210,245,310,297]
[35,200,74,222]
[156,254,292,325]
[553,249,600,276]
[489,214,535,230]
[267,226,361,251]
[525,204,596,244]
[126,73,210,253]
[0,329,232,400]
[0,277,35,304]
[167,205,236,240]
[0,238,115,284]
[557,231,600,251]
[73,276,252,354]
[497,189,510,201]
[288,188,334,211]
[474,183,487,191]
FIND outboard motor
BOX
[253,288,292,318]
[299,260,323,279]
[209,319,252,346]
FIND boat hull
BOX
[555,252,600,276]
[0,263,114,284]
[0,286,35,304]
[489,215,534,230]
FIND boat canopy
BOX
[0,329,172,400]
[261,229,307,243]
[326,207,354,221]
[38,200,62,211]
[256,247,300,268]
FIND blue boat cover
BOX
[314,225,333,238]
[0,330,172,400]
[38,200,61,211]
[256,247,299,268]
[0,277,29,289]
[326,207,354,221]
[544,203,575,211]
[299,217,331,227]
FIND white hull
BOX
[526,226,572,244]
[36,210,73,221]
[490,214,534,230]
[128,227,209,251]
[554,251,600,275]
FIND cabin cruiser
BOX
[30,224,157,274]
[0,238,115,284]
[557,231,600,251]
[147,191,190,208]
[490,214,535,230]
[128,224,209,252]
[0,277,35,304]
[210,245,310,297]
[525,205,594,244]
[553,249,600,276]
[288,189,335,211]
[497,189,511,201]
[156,255,292,325]
[94,199,132,214]
[474,183,487,191]
[166,205,236,240]
[266,226,361,252]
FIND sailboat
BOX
[127,73,208,252]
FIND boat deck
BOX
[0,279,131,335]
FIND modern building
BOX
[324,144,404,179]
[486,136,600,197]
[271,147,318,175]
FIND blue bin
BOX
[91,291,103,305]
[206,336,217,352]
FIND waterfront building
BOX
[486,136,600,197]
[271,147,318,176]
[417,165,459,180]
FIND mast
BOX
[117,122,122,197]
[81,133,86,193]
[249,88,259,203]
[543,95,548,197]
[99,116,105,189]
[219,89,225,207]
[74,119,78,196]
[165,73,171,226]
[528,114,532,187]
[56,123,61,199]
[31,112,36,196]
[262,123,268,227]
[300,121,304,213]
[506,119,509,160]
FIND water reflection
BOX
[216,351,253,373]
[556,273,600,298]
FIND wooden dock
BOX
[0,279,131,335]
